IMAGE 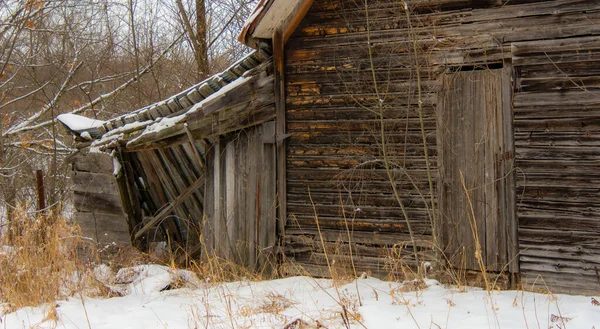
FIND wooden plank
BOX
[76,212,129,232]
[70,152,114,173]
[133,172,205,240]
[183,125,207,172]
[520,270,600,295]
[512,35,600,56]
[72,171,120,196]
[168,146,205,208]
[248,129,260,266]
[114,152,143,243]
[285,228,432,248]
[158,148,204,229]
[514,90,600,107]
[75,212,131,246]
[261,122,277,270]
[502,65,519,275]
[484,70,498,271]
[213,139,225,257]
[274,29,287,244]
[202,145,216,255]
[135,151,169,220]
[236,131,250,267]
[133,151,182,243]
[439,69,513,272]
[73,191,123,213]
[225,138,236,260]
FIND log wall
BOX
[512,36,600,293]
[285,0,440,278]
[284,0,600,292]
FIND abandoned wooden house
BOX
[59,0,600,294]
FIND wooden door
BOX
[438,67,517,273]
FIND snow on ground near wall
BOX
[2,264,599,329]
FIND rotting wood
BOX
[134,172,205,240]
[274,28,287,247]
[64,0,600,294]
[70,148,131,252]
[123,61,275,150]
[70,152,114,173]
[438,68,515,272]
[72,171,120,195]
[184,123,206,172]
[200,122,277,267]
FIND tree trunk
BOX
[195,0,208,80]
[175,0,209,81]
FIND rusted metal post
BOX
[36,169,46,214]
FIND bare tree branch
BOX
[4,52,83,135]
[2,31,185,138]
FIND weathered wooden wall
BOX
[283,0,600,292]
[71,151,131,247]
[203,121,277,270]
[98,60,276,257]
[513,36,600,293]
[285,0,440,278]
[119,141,207,253]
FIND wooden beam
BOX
[274,29,287,239]
[116,151,144,242]
[184,123,206,172]
[124,64,275,151]
[36,170,45,214]
[133,173,205,240]
[283,0,314,42]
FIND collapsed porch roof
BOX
[59,49,274,151]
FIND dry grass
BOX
[186,251,270,283]
[0,206,110,312]
[0,204,276,314]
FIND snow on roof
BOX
[238,0,313,47]
[74,50,271,151]
[124,73,254,147]
[100,50,265,134]
[57,113,105,132]
[238,0,270,45]
[57,113,106,139]
[58,50,269,148]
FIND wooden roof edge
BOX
[238,0,272,48]
[88,58,275,153]
[61,50,270,149]
[239,0,314,48]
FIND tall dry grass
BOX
[0,206,109,311]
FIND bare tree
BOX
[175,0,208,80]
[0,0,256,229]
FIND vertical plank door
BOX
[438,67,517,273]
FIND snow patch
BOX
[57,113,104,132]
[111,154,122,176]
[80,131,93,140]
[3,266,599,329]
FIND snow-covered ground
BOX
[2,265,599,329]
